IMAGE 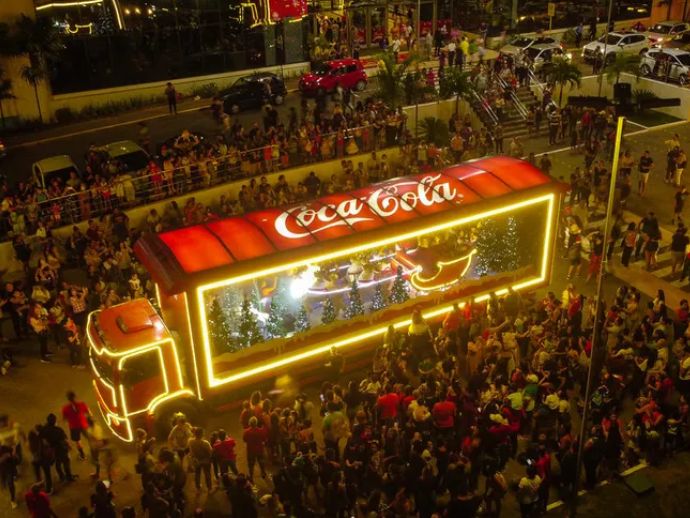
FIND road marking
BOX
[11,104,206,148]
[545,461,648,511]
[626,119,649,129]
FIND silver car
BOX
[500,35,556,56]
[640,48,690,85]
[523,43,572,72]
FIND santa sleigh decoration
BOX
[394,243,477,292]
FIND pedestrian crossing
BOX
[581,209,690,293]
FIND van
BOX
[32,155,81,189]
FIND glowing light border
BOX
[195,192,557,389]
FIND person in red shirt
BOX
[242,417,267,482]
[25,482,56,518]
[376,385,400,424]
[442,302,462,352]
[213,429,238,477]
[432,393,457,432]
[61,391,90,460]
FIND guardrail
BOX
[20,120,403,234]
[494,72,528,119]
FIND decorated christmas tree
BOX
[295,305,311,332]
[265,296,286,339]
[249,283,263,313]
[345,280,365,319]
[321,297,337,324]
[237,298,263,349]
[208,297,232,354]
[371,283,387,312]
[475,217,518,276]
[389,266,410,304]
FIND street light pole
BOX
[570,115,625,517]
[597,0,615,96]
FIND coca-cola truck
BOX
[86,156,565,441]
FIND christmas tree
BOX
[208,297,232,354]
[345,280,365,319]
[321,297,337,324]
[249,283,263,313]
[237,298,263,349]
[265,296,286,339]
[371,283,387,312]
[295,305,311,332]
[475,216,519,276]
[389,266,410,304]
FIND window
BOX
[631,35,646,43]
[121,350,163,387]
[346,64,358,73]
[121,349,167,414]
[676,54,690,66]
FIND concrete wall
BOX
[0,0,52,124]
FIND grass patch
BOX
[628,110,682,127]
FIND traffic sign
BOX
[548,2,556,17]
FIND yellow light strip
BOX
[118,346,170,417]
[149,389,196,413]
[94,389,133,442]
[89,354,117,409]
[195,193,558,388]
[36,0,103,10]
[183,292,203,400]
[110,0,124,30]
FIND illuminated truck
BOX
[87,156,565,441]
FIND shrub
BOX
[191,82,219,98]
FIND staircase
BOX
[469,84,542,141]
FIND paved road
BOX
[0,81,375,187]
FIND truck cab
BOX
[86,299,195,441]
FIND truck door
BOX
[120,349,168,415]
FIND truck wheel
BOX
[154,399,202,439]
[355,79,367,91]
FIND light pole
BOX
[597,0,615,96]
[570,116,626,517]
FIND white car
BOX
[582,31,648,63]
[32,155,81,189]
[643,21,690,46]
[499,35,557,56]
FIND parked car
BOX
[582,31,648,64]
[500,35,557,56]
[640,47,690,85]
[102,140,150,173]
[220,72,287,114]
[643,21,690,46]
[299,58,368,96]
[32,155,81,189]
[523,43,572,71]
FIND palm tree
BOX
[0,67,16,128]
[375,50,422,109]
[605,53,641,85]
[420,116,450,147]
[542,57,582,106]
[9,14,63,122]
[439,67,474,113]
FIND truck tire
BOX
[154,399,203,439]
[355,79,367,91]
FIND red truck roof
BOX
[135,156,563,294]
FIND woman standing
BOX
[620,223,637,267]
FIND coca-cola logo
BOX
[275,174,463,239]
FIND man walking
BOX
[61,391,90,460]
[165,82,177,115]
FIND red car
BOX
[299,58,368,96]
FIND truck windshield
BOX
[121,349,163,388]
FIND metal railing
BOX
[8,119,405,236]
[494,72,529,119]
[527,68,558,110]
[470,89,499,127]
